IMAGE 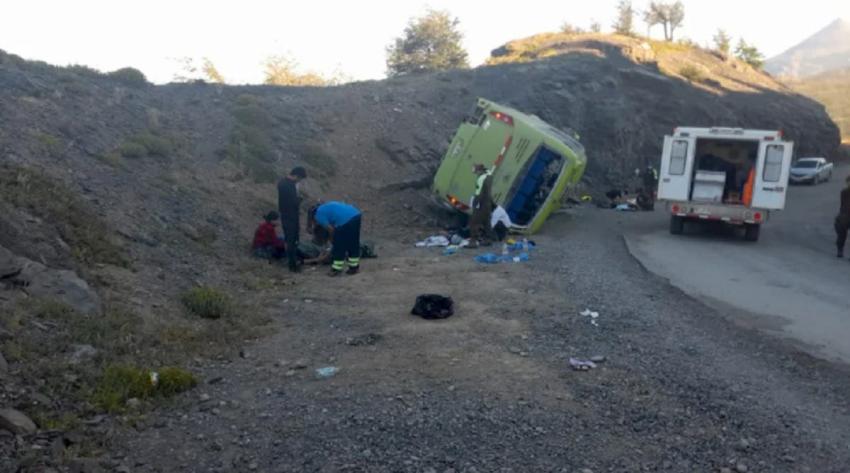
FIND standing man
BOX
[468,164,494,247]
[835,175,850,258]
[309,201,362,276]
[277,167,307,272]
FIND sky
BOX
[1,0,847,84]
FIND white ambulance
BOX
[657,127,793,242]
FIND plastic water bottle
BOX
[501,243,509,255]
[522,238,529,252]
[315,367,339,379]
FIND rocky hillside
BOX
[789,67,850,141]
[766,18,850,78]
[0,34,842,467]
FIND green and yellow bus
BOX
[432,98,587,234]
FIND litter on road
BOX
[415,235,450,247]
[411,294,454,320]
[474,252,530,264]
[580,308,600,326]
[315,367,340,379]
[569,358,598,371]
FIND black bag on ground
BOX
[411,294,454,320]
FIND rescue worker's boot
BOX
[329,260,344,277]
[346,257,360,275]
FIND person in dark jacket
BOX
[835,175,850,258]
[252,211,286,260]
[309,201,362,277]
[277,167,307,272]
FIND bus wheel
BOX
[744,223,760,242]
[670,215,685,235]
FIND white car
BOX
[789,157,833,185]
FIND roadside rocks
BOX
[0,244,102,315]
[0,245,22,278]
[68,344,98,364]
[0,408,37,434]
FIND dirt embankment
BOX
[0,35,842,470]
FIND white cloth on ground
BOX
[415,235,450,248]
[490,206,512,229]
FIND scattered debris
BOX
[580,308,600,326]
[569,358,598,371]
[415,235,450,248]
[589,355,607,363]
[346,333,383,346]
[315,366,340,379]
[474,252,530,264]
[411,294,454,320]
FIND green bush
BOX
[34,132,62,156]
[92,364,197,412]
[92,365,155,412]
[157,367,199,396]
[118,131,175,159]
[109,67,149,87]
[679,65,705,83]
[0,166,127,267]
[181,286,231,319]
[226,96,279,182]
[118,141,147,158]
[302,144,338,177]
[135,132,173,157]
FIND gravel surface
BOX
[114,209,850,473]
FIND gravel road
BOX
[115,203,850,473]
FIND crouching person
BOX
[309,201,362,277]
[252,211,286,260]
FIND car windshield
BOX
[793,161,818,169]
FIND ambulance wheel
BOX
[669,216,684,235]
[744,223,760,242]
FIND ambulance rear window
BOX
[670,140,688,175]
[763,145,784,182]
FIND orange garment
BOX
[742,168,755,207]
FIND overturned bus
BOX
[432,98,587,234]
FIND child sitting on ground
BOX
[252,211,286,260]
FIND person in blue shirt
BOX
[308,201,362,276]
